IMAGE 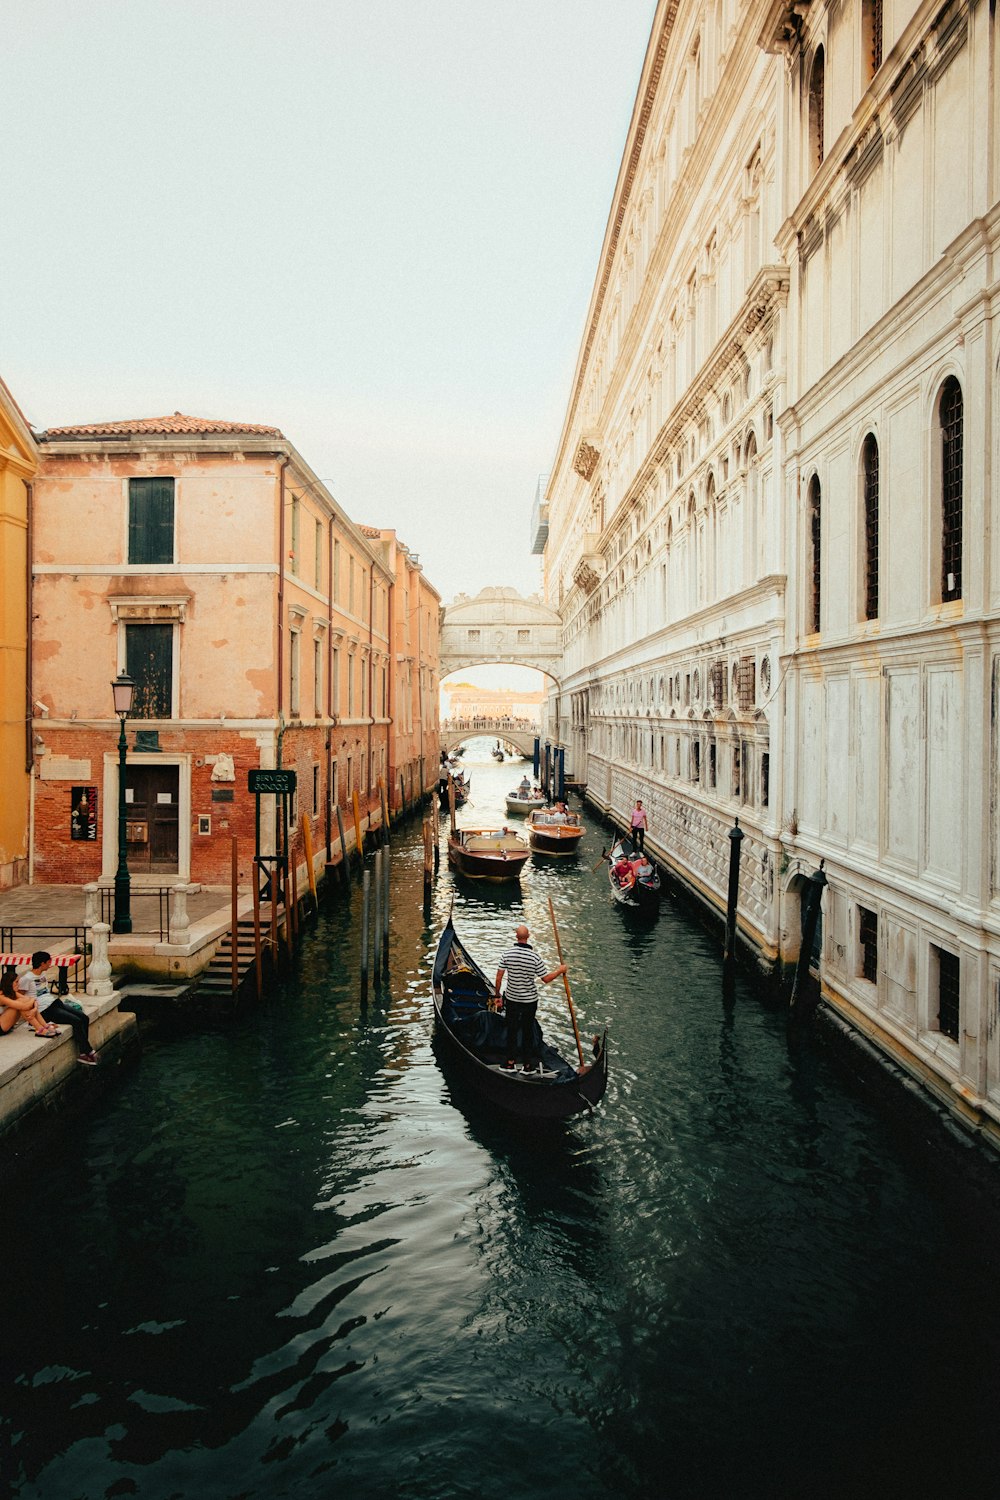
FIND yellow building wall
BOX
[0,383,37,887]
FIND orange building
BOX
[0,377,38,888]
[30,413,398,888]
[370,530,441,809]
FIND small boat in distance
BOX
[604,832,661,908]
[526,807,584,856]
[505,786,547,816]
[447,826,530,881]
[432,914,608,1119]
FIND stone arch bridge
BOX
[440,720,538,757]
[440,586,563,684]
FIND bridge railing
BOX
[441,717,539,733]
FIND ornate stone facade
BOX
[542,0,1000,1142]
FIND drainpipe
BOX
[25,481,33,771]
[326,514,334,860]
[416,573,424,797]
[367,562,374,815]
[25,480,34,880]
[387,569,396,808]
[276,456,290,770]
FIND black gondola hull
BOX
[432,916,608,1120]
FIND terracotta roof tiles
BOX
[41,411,283,439]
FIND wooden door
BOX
[125,765,179,873]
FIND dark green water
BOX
[6,746,1000,1500]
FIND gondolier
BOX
[495,926,566,1074]
[630,798,648,851]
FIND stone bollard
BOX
[168,882,196,946]
[87,922,114,998]
[83,882,100,929]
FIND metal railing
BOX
[0,927,89,991]
[97,886,174,941]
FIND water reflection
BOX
[6,751,1000,1498]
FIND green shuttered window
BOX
[128,478,175,565]
[126,623,173,719]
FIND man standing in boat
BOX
[630,798,648,852]
[495,926,566,1074]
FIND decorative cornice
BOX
[573,440,601,481]
[572,556,603,595]
[553,3,679,478]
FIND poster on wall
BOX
[71,786,98,841]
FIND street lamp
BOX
[111,673,136,934]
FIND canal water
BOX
[7,742,1000,1500]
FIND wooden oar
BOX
[590,847,608,873]
[548,895,585,1067]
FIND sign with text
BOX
[248,769,297,795]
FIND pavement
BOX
[0,884,232,939]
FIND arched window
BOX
[862,434,879,620]
[808,47,825,175]
[940,379,964,602]
[861,0,883,83]
[808,475,822,634]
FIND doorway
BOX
[125,764,180,873]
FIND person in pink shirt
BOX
[630,798,649,852]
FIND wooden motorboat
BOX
[432,914,608,1119]
[605,832,661,908]
[447,826,529,881]
[525,808,584,856]
[505,787,547,816]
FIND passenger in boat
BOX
[550,801,570,824]
[494,925,567,1074]
[518,775,531,796]
[613,856,633,885]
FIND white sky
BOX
[3,1,654,609]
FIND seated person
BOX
[1,966,59,1038]
[614,857,633,882]
[518,775,531,795]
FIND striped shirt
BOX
[497,944,547,1005]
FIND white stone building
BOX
[543,0,1000,1142]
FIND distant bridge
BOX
[440,587,562,683]
[441,719,538,758]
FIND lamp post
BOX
[111,673,136,934]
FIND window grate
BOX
[863,435,879,620]
[872,0,883,70]
[859,906,878,983]
[941,379,963,601]
[737,656,756,711]
[937,947,960,1041]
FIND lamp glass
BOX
[112,673,136,717]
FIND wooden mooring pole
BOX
[422,818,433,901]
[252,858,263,1000]
[301,813,317,911]
[360,865,371,1001]
[724,819,745,964]
[352,790,364,862]
[336,805,351,887]
[373,850,383,973]
[789,861,828,1018]
[382,838,390,966]
[231,836,240,998]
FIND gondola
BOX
[605,831,661,908]
[525,808,585,856]
[447,826,529,881]
[432,914,608,1119]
